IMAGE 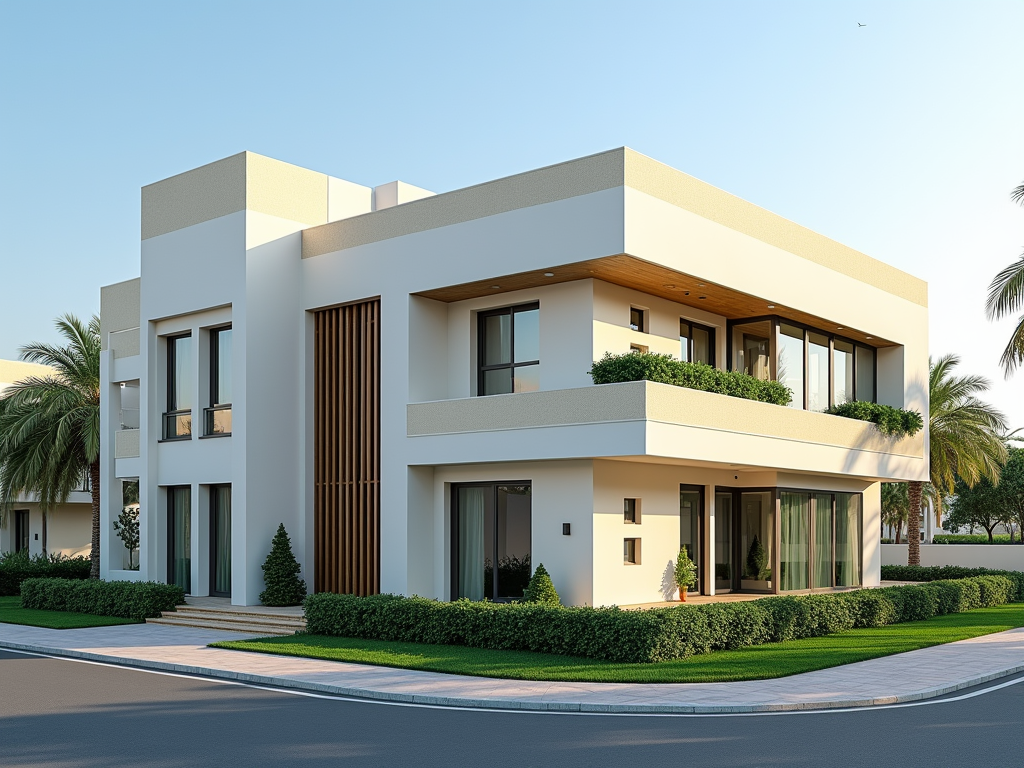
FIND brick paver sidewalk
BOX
[3,621,1024,713]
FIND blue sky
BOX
[1,1,1022,425]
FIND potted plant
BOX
[674,545,697,602]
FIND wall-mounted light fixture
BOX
[562,523,571,536]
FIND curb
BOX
[3,639,1024,714]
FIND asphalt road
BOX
[3,649,1024,768]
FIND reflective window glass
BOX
[692,326,712,365]
[513,308,539,363]
[856,346,875,403]
[172,335,192,410]
[834,340,854,405]
[214,328,232,405]
[679,321,691,362]
[778,324,804,409]
[483,314,511,366]
[807,332,829,411]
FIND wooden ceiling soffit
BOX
[412,254,895,347]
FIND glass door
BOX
[779,492,810,591]
[210,485,231,597]
[679,486,704,594]
[453,483,531,601]
[714,492,734,592]
[812,493,833,589]
[740,491,774,592]
[167,486,191,594]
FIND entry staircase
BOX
[147,598,306,636]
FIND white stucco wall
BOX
[882,544,1024,570]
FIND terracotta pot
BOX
[679,588,687,602]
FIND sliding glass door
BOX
[714,492,734,592]
[210,485,231,598]
[835,493,862,587]
[453,483,531,601]
[167,486,191,594]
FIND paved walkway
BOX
[3,621,1024,713]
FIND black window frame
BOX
[726,315,878,409]
[163,333,193,440]
[629,307,646,333]
[679,319,717,367]
[209,483,231,597]
[476,303,540,397]
[204,325,232,437]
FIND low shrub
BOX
[588,353,792,406]
[303,575,1017,664]
[0,551,91,596]
[881,565,1024,602]
[20,578,184,620]
[933,534,1015,545]
[523,564,560,606]
[825,401,924,438]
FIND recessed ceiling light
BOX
[767,304,775,309]
[543,272,554,277]
[866,336,873,340]
[698,296,707,300]
[684,291,690,296]
[837,327,844,331]
[491,285,501,289]
[664,284,676,289]
[698,283,706,288]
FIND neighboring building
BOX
[0,359,93,558]
[98,149,929,606]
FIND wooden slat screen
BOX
[314,299,381,595]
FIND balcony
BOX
[406,381,927,481]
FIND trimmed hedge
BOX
[826,401,923,438]
[882,565,1024,599]
[0,552,91,597]
[588,352,791,406]
[20,578,185,620]
[933,534,1016,545]
[303,575,1017,664]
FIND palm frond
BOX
[986,253,1024,321]
[1012,181,1024,206]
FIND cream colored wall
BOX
[592,280,727,363]
[0,503,91,558]
[432,461,594,606]
[0,359,53,396]
[443,279,595,399]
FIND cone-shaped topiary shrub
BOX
[522,563,560,605]
[259,524,306,606]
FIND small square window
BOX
[624,538,640,565]
[624,498,639,524]
[629,344,648,354]
[629,307,646,333]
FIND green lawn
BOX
[212,604,1024,684]
[0,595,141,630]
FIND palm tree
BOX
[985,181,1024,374]
[882,481,937,544]
[907,354,1007,564]
[0,315,101,577]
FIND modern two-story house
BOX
[98,148,928,606]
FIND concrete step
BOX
[146,616,297,636]
[171,608,306,629]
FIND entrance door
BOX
[210,485,231,597]
[679,486,704,594]
[452,483,531,601]
[167,486,191,594]
[14,510,29,553]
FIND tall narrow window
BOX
[680,320,715,366]
[732,320,772,380]
[834,340,855,405]
[835,493,862,587]
[778,324,805,409]
[629,307,646,333]
[807,332,830,411]
[478,304,540,396]
[167,486,191,594]
[205,326,232,436]
[779,492,810,591]
[856,345,876,403]
[14,510,29,553]
[210,485,231,597]
[164,334,192,439]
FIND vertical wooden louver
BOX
[314,299,381,596]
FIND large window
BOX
[452,483,532,601]
[164,334,192,439]
[778,490,862,591]
[680,320,715,366]
[205,326,232,436]
[210,485,231,597]
[729,317,877,410]
[477,304,539,396]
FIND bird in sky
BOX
[858,22,867,27]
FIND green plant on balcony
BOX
[826,401,924,439]
[588,352,792,406]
